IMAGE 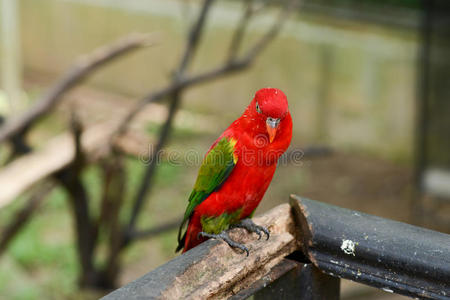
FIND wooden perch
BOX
[0,123,112,208]
[0,126,133,208]
[0,117,151,208]
[103,197,450,299]
[102,204,299,300]
[0,94,221,209]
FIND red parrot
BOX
[176,88,292,255]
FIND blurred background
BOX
[0,0,449,299]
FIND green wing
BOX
[176,136,238,251]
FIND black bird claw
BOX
[231,218,270,241]
[197,219,270,256]
[198,231,249,256]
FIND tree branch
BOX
[128,217,182,241]
[116,0,298,135]
[123,0,215,244]
[227,0,255,62]
[0,33,157,144]
[124,96,182,245]
[55,113,97,286]
[177,0,215,76]
[95,154,126,289]
[0,182,55,256]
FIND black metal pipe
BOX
[290,195,450,300]
[231,258,340,300]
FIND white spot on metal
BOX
[330,260,339,264]
[341,239,356,256]
[382,288,394,293]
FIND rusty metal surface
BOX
[290,195,450,300]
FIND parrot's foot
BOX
[231,218,270,240]
[198,231,249,256]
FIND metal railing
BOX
[102,195,450,300]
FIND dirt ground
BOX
[288,152,413,223]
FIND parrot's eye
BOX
[255,101,262,114]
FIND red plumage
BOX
[182,88,293,252]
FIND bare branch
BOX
[123,0,215,241]
[0,182,55,256]
[0,33,157,144]
[116,0,298,134]
[98,156,126,232]
[227,0,255,62]
[124,96,182,244]
[177,0,215,77]
[251,0,272,15]
[96,155,126,289]
[55,113,98,286]
[241,0,297,61]
[128,217,182,241]
[0,115,31,162]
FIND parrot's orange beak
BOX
[266,117,280,143]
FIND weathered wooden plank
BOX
[102,204,299,300]
[0,122,113,208]
[0,92,219,208]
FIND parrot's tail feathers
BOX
[181,221,206,253]
[176,215,190,253]
[175,231,186,253]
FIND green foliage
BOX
[0,187,78,300]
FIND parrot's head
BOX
[251,87,289,143]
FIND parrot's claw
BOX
[198,231,249,256]
[231,218,270,241]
